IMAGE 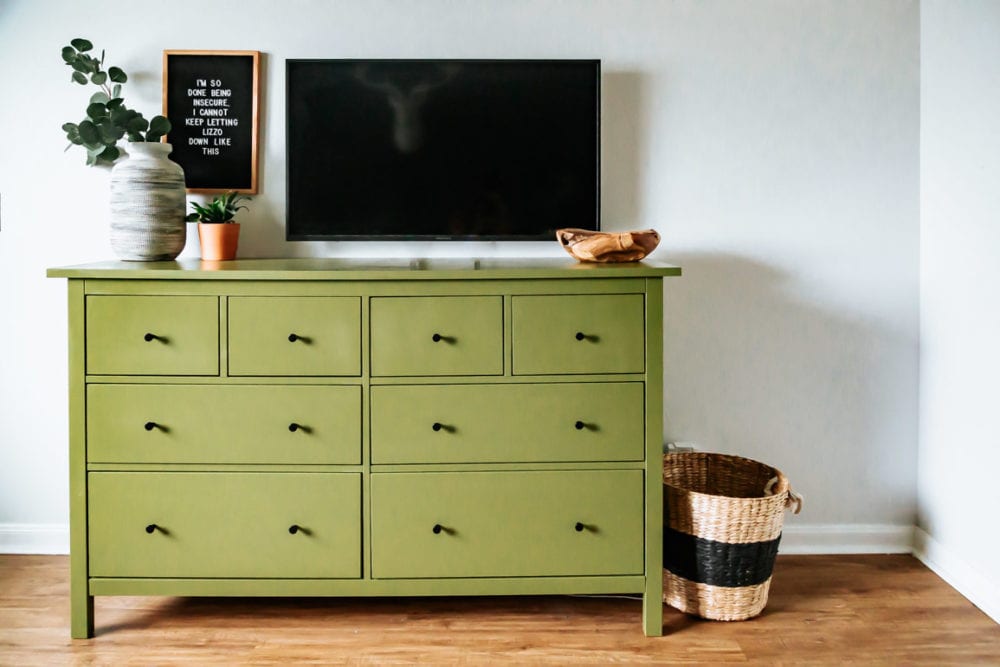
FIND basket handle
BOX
[786,489,804,514]
[765,476,804,514]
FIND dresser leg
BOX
[643,588,664,637]
[71,590,94,639]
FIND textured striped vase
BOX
[109,142,186,261]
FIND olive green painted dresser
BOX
[47,258,681,638]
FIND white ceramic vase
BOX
[109,142,186,261]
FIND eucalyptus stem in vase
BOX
[59,38,187,261]
[60,38,172,165]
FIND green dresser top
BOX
[47,258,681,281]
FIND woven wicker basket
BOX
[662,452,802,621]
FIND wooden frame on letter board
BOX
[163,50,260,194]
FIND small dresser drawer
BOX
[228,297,361,376]
[371,382,644,464]
[512,294,645,375]
[88,472,361,578]
[370,296,503,377]
[372,470,643,578]
[88,384,361,464]
[86,296,219,376]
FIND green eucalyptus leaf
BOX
[86,102,107,120]
[89,91,110,105]
[91,71,107,85]
[77,120,100,145]
[71,60,90,74]
[126,115,149,133]
[108,67,127,83]
[85,153,97,166]
[64,124,83,145]
[61,46,75,62]
[109,106,131,126]
[70,38,93,52]
[72,71,87,85]
[111,84,121,98]
[100,49,105,66]
[99,120,124,143]
[86,143,106,157]
[106,98,124,110]
[148,115,171,136]
[98,145,120,163]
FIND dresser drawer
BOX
[371,382,644,464]
[370,296,502,377]
[89,472,361,578]
[372,470,643,578]
[86,296,219,376]
[512,294,645,375]
[88,384,361,464]
[228,297,361,376]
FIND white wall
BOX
[0,0,919,551]
[917,0,1000,621]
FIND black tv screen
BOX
[286,59,600,240]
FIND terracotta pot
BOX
[198,223,241,261]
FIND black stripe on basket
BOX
[663,526,782,588]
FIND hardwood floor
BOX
[1,554,997,665]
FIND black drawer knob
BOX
[575,522,585,532]
[432,333,443,342]
[432,524,443,534]
[575,421,585,430]
[288,524,301,534]
[289,423,301,432]
[144,332,164,342]
[432,422,443,432]
[145,524,158,534]
[575,332,586,341]
[288,333,300,342]
[144,421,158,431]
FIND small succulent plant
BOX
[60,38,172,166]
[185,191,252,223]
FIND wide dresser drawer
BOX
[370,382,644,463]
[86,296,219,376]
[371,470,643,578]
[512,294,645,375]
[88,472,361,578]
[228,296,361,376]
[370,296,503,377]
[87,384,361,464]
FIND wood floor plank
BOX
[0,554,997,664]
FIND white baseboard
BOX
[778,523,914,554]
[0,523,69,555]
[913,527,1000,624]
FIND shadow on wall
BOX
[663,253,917,526]
[602,70,645,230]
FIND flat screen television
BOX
[286,59,600,240]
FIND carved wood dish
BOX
[556,228,661,263]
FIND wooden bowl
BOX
[556,228,660,263]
